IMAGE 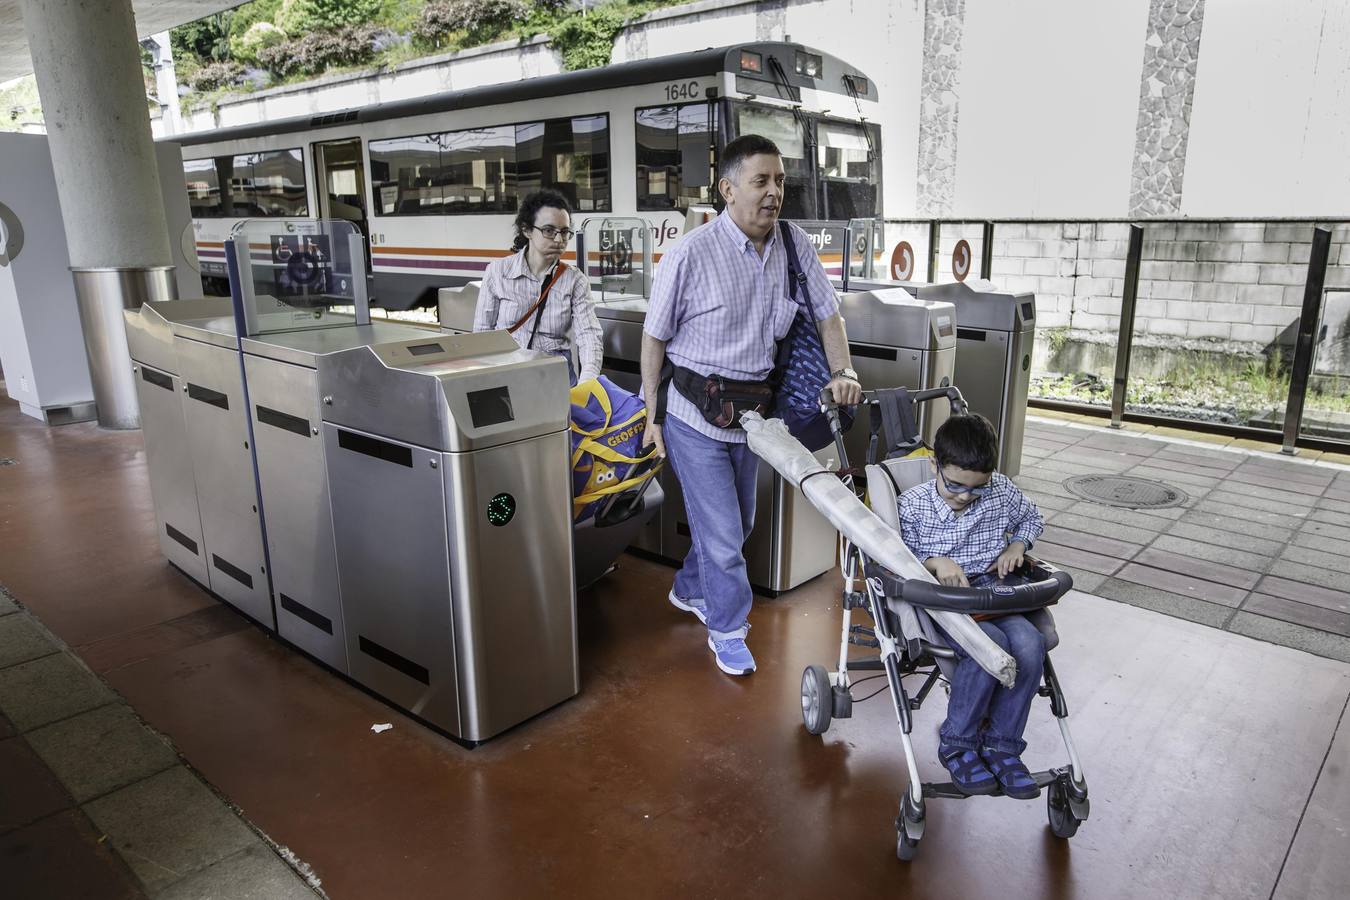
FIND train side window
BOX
[371,115,607,216]
[517,114,611,213]
[230,149,307,217]
[184,157,224,218]
[370,134,445,215]
[635,103,716,213]
[439,126,517,214]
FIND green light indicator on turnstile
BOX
[487,492,516,526]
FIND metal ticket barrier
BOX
[836,287,958,468]
[437,218,666,592]
[318,332,576,743]
[126,220,438,667]
[229,220,440,672]
[918,280,1035,476]
[125,296,238,596]
[126,295,275,627]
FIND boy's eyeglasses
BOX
[530,225,575,242]
[938,469,992,498]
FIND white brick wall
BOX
[948,220,1350,354]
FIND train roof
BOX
[170,42,876,148]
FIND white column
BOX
[20,0,177,428]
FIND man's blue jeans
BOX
[662,415,758,639]
[937,612,1046,755]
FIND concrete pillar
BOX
[20,0,177,428]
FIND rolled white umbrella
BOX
[740,412,1017,688]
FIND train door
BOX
[312,138,370,244]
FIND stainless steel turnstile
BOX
[240,319,441,673]
[125,298,233,594]
[919,281,1035,476]
[836,287,958,467]
[126,298,276,627]
[319,332,577,742]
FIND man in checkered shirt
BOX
[898,413,1049,800]
[640,134,862,677]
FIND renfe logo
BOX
[650,219,680,248]
[806,229,835,249]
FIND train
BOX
[171,41,883,309]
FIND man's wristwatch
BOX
[832,367,859,381]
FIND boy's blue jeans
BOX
[661,415,758,639]
[937,611,1046,755]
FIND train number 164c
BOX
[664,81,700,101]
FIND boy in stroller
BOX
[897,413,1046,799]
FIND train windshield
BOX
[729,102,880,220]
[734,105,813,219]
[817,121,878,221]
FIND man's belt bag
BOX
[668,363,773,430]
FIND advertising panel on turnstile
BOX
[229,218,370,337]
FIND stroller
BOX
[799,385,1090,861]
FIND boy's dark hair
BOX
[511,188,571,252]
[720,134,781,182]
[933,413,1000,473]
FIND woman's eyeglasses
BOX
[530,225,575,242]
[938,469,992,498]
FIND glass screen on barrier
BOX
[228,218,368,335]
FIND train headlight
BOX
[795,51,822,79]
[740,50,763,74]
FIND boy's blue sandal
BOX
[938,746,998,796]
[979,748,1041,799]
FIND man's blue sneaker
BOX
[668,590,708,625]
[707,635,756,676]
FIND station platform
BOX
[1,393,1348,898]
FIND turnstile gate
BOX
[919,280,1035,476]
[836,287,957,467]
[319,332,577,742]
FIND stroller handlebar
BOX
[864,560,1074,614]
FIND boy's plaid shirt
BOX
[898,474,1044,576]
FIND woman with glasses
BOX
[472,188,603,385]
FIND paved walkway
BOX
[1017,413,1350,663]
[0,587,320,899]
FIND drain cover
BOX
[1063,474,1187,509]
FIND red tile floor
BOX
[2,396,1349,898]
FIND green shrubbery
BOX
[171,0,686,99]
[256,25,385,78]
[186,60,247,92]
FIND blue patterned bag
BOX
[773,221,854,451]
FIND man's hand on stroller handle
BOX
[925,556,969,588]
[825,374,863,406]
[991,541,1028,578]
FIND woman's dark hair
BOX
[511,189,572,252]
[933,413,1000,473]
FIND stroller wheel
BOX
[1047,781,1081,839]
[896,792,924,861]
[800,665,832,735]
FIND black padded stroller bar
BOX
[866,563,1071,613]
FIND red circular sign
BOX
[952,239,972,282]
[890,241,915,281]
